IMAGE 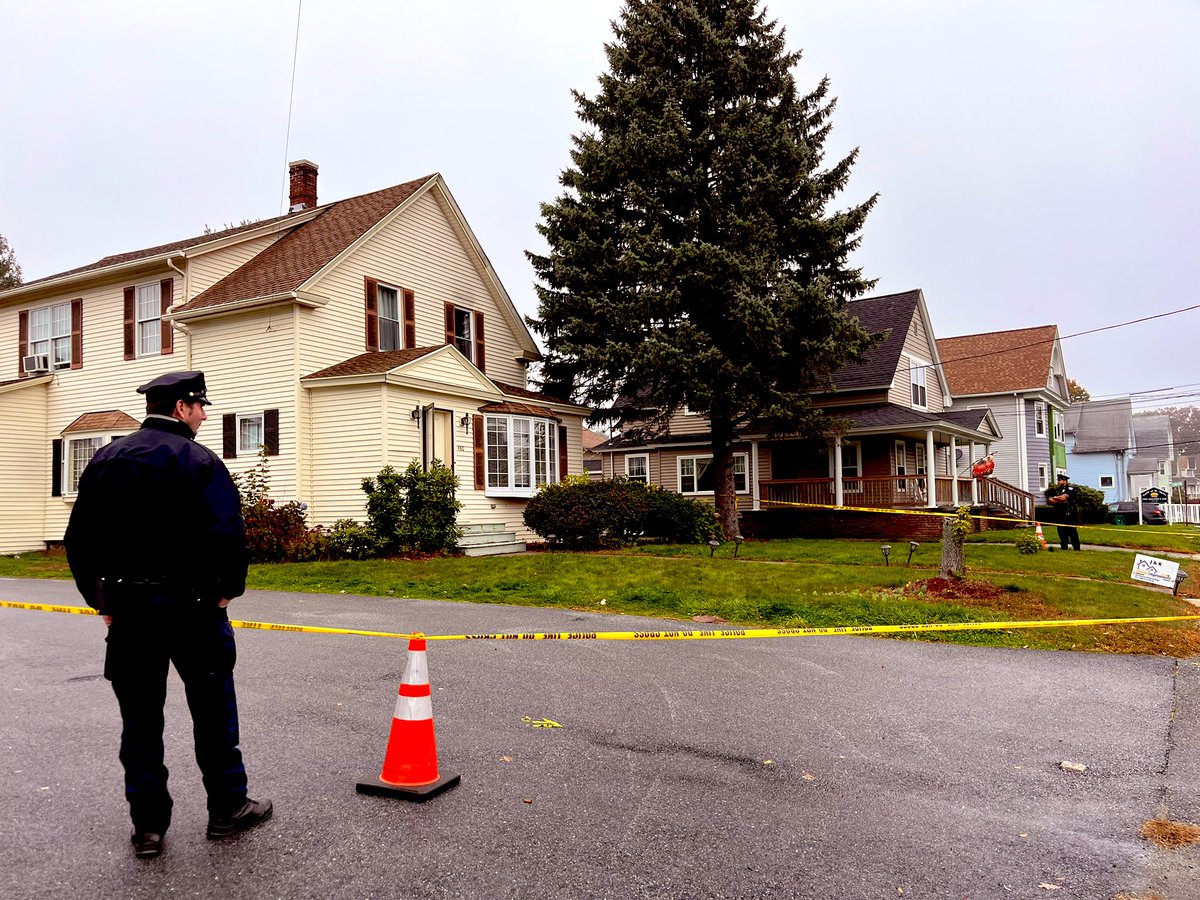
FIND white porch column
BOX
[834,438,844,507]
[751,441,760,511]
[925,429,937,508]
[949,436,959,506]
[970,442,979,505]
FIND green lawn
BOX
[966,522,1200,554]
[3,539,1197,656]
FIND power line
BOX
[278,0,304,215]
[931,303,1200,370]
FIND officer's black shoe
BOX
[206,798,273,839]
[131,831,163,858]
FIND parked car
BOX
[1107,501,1168,525]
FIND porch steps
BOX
[457,523,526,557]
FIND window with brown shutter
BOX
[222,414,237,459]
[123,287,136,360]
[264,408,280,456]
[364,277,379,351]
[70,299,83,370]
[51,440,62,496]
[444,302,456,346]
[474,311,486,372]
[558,425,568,479]
[160,279,174,355]
[473,414,484,490]
[403,289,416,348]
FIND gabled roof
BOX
[301,347,585,413]
[303,347,441,379]
[1133,415,1172,461]
[175,176,433,313]
[1064,398,1133,452]
[832,290,920,391]
[15,217,298,290]
[936,324,1059,396]
[62,410,141,434]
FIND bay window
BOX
[485,414,558,496]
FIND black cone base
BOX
[356,771,460,802]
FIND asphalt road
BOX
[3,576,1200,900]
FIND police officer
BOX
[64,372,272,859]
[1045,472,1082,551]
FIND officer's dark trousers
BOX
[104,596,248,834]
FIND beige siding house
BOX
[0,162,588,555]
[597,290,1018,535]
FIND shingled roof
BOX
[175,175,434,313]
[936,324,1058,396]
[1064,398,1133,452]
[832,290,921,392]
[62,410,141,433]
[18,216,297,289]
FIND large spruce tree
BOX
[528,0,879,537]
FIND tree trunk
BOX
[710,426,740,540]
[938,516,965,579]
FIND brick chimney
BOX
[288,160,318,212]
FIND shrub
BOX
[1072,483,1107,524]
[232,448,321,563]
[362,460,462,556]
[524,478,720,549]
[1015,530,1041,555]
[398,459,463,554]
[326,518,379,560]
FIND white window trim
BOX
[237,412,265,455]
[453,305,475,363]
[63,430,132,495]
[914,443,927,475]
[625,453,649,483]
[1038,464,1049,491]
[908,356,930,410]
[677,453,749,495]
[484,413,558,498]
[29,300,73,370]
[1052,409,1064,442]
[377,283,402,351]
[894,440,907,489]
[135,281,162,358]
[1099,474,1115,489]
[1034,401,1046,437]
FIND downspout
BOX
[165,256,194,368]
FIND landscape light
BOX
[734,535,744,558]
[880,544,891,566]
[709,539,721,558]
[907,541,919,566]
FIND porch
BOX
[758,474,1035,521]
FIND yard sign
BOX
[1130,553,1180,589]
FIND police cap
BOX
[1056,473,1069,482]
[136,371,212,406]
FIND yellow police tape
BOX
[3,599,1197,642]
[757,497,1200,538]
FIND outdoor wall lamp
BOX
[709,539,722,558]
[907,541,919,566]
[880,544,891,566]
[410,406,421,421]
[733,535,744,558]
[460,413,472,432]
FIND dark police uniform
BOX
[1044,476,1081,551]
[64,372,255,846]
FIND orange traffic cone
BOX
[1034,523,1048,550]
[356,636,460,801]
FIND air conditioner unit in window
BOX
[22,354,50,374]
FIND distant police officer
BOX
[64,372,271,859]
[1045,473,1082,551]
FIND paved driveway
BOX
[3,577,1200,899]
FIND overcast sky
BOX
[3,0,1197,410]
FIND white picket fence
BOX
[1164,503,1200,526]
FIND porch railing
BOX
[759,475,1034,519]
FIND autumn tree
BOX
[0,233,22,290]
[1067,378,1090,403]
[529,0,878,537]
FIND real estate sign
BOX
[1130,553,1180,589]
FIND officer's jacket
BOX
[64,416,249,611]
